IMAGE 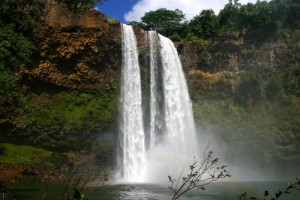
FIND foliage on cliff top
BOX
[129,8,186,38]
[130,0,300,41]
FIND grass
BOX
[0,143,52,164]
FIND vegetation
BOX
[0,0,45,118]
[130,0,300,41]
[9,89,118,150]
[57,165,110,200]
[0,0,118,152]
[189,9,220,39]
[0,143,52,164]
[0,70,19,110]
[129,8,186,38]
[168,151,299,200]
[0,24,33,71]
[238,178,300,200]
[0,0,44,70]
[168,149,231,200]
[191,65,300,167]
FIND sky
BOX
[96,0,265,23]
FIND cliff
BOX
[21,0,121,92]
[1,0,122,151]
[180,34,300,174]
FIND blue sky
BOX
[96,0,139,23]
[96,0,264,24]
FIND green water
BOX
[7,182,300,200]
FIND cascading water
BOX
[145,33,198,182]
[118,24,147,182]
[118,25,198,183]
[148,31,162,149]
[158,34,197,152]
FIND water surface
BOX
[10,181,300,200]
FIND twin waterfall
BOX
[118,24,198,183]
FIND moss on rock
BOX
[5,85,118,151]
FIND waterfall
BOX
[118,24,147,182]
[158,34,197,153]
[118,25,198,183]
[149,31,162,149]
[145,34,198,182]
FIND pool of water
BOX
[8,181,300,200]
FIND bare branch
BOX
[168,148,231,200]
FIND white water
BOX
[118,24,147,182]
[118,26,198,183]
[145,34,198,182]
[149,31,161,149]
[158,34,197,151]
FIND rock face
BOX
[20,0,121,92]
[0,0,122,151]
[179,35,300,100]
[179,34,300,176]
[181,35,300,73]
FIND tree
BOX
[282,0,300,29]
[0,0,45,35]
[218,0,241,31]
[237,1,277,34]
[168,149,231,200]
[133,8,186,37]
[0,0,43,113]
[128,21,146,30]
[189,9,220,38]
[0,24,33,71]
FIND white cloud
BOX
[124,0,264,22]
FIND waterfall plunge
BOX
[118,25,198,183]
[118,24,147,182]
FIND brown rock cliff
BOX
[20,0,121,93]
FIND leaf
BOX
[264,190,269,197]
[168,175,172,182]
[198,186,206,191]
[73,188,82,200]
[275,190,282,198]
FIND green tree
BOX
[237,1,276,34]
[0,0,44,113]
[283,0,300,29]
[189,9,220,38]
[218,0,241,31]
[132,8,186,37]
[128,21,146,30]
[0,24,33,71]
[0,0,45,35]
